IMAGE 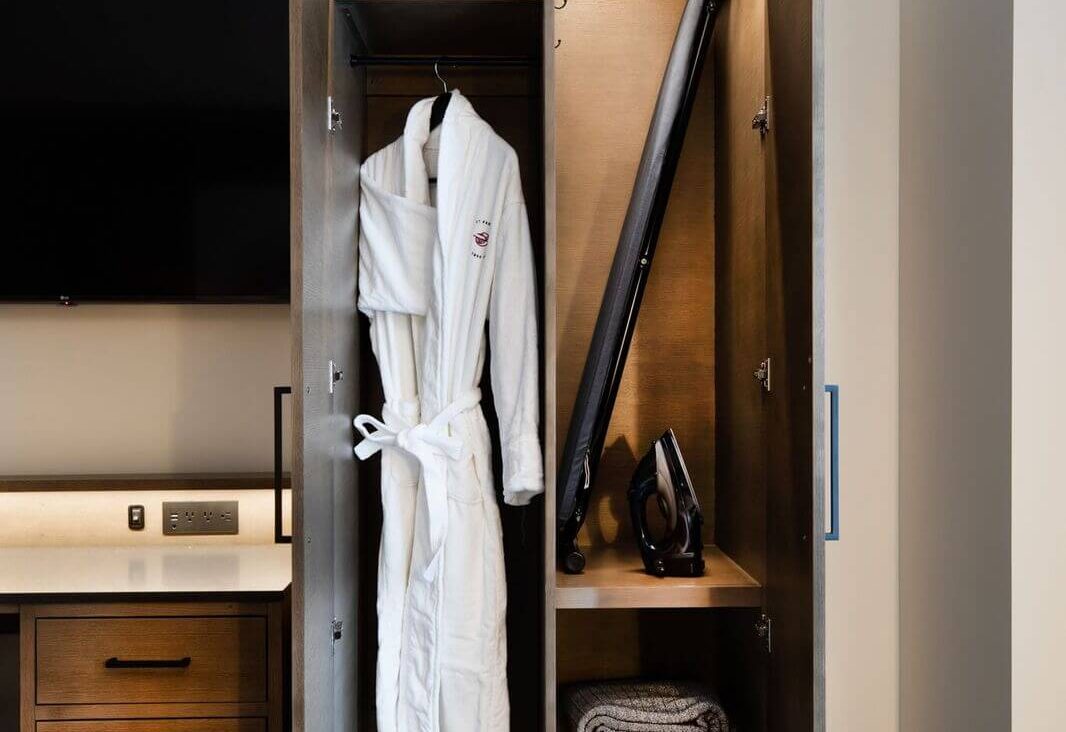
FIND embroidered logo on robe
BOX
[471,217,492,260]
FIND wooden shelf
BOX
[554,544,762,610]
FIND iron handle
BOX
[825,384,840,541]
[104,656,191,669]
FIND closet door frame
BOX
[541,0,559,724]
[762,0,826,727]
[290,0,362,729]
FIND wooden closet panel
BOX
[556,608,763,731]
[326,1,366,725]
[713,0,769,585]
[764,0,819,725]
[344,1,541,57]
[555,0,716,547]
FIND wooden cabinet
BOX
[20,601,285,732]
[38,722,265,732]
[36,616,267,705]
[291,1,823,730]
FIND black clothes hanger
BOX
[428,62,451,184]
[430,93,450,131]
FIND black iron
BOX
[351,54,535,68]
[274,385,292,544]
[628,430,705,577]
[556,0,719,573]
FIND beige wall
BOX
[1012,1,1065,727]
[0,304,291,476]
[899,0,1012,728]
[823,0,899,728]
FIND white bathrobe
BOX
[354,90,543,732]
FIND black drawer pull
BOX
[104,656,192,669]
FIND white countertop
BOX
[0,544,292,596]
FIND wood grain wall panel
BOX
[555,0,716,547]
[713,0,769,585]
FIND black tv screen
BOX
[0,1,290,303]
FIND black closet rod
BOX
[350,54,536,68]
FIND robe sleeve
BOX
[489,198,544,506]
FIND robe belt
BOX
[353,388,483,581]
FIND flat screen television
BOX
[0,1,290,303]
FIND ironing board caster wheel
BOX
[563,548,586,574]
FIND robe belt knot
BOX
[353,388,483,580]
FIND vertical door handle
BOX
[825,384,840,541]
[274,385,293,544]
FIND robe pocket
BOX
[447,454,485,505]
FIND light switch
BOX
[128,504,145,530]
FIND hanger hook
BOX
[434,60,448,94]
[555,0,567,9]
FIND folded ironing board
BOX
[557,0,721,573]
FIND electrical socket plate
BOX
[162,500,239,536]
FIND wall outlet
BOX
[162,501,239,536]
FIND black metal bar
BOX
[274,386,293,545]
[105,656,191,669]
[350,54,535,68]
[556,0,721,574]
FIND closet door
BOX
[763,0,825,729]
[290,0,361,730]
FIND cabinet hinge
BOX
[755,612,772,654]
[752,96,771,136]
[328,96,343,134]
[328,359,344,395]
[754,358,771,392]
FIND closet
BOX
[289,0,823,730]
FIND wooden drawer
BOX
[38,721,266,732]
[35,616,267,705]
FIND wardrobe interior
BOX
[335,1,814,730]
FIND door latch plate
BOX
[752,96,770,135]
[328,96,343,134]
[755,612,772,654]
[754,358,771,392]
[328,359,344,394]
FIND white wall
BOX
[0,304,291,475]
[1012,1,1066,728]
[899,0,1012,728]
[823,0,900,728]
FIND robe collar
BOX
[402,89,473,206]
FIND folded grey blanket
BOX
[562,680,731,732]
